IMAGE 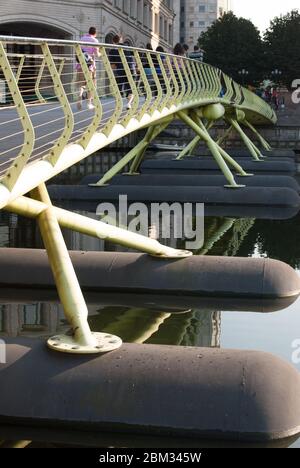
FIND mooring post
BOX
[30,183,122,354]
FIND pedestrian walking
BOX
[76,27,101,110]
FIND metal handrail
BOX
[0,35,276,206]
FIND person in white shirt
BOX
[76,26,101,110]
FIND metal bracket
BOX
[75,44,102,149]
[119,48,139,127]
[156,54,172,111]
[173,57,186,105]
[41,42,74,166]
[165,55,179,107]
[0,43,35,191]
[15,55,25,83]
[35,58,47,103]
[146,52,164,113]
[100,46,123,136]
[133,50,153,118]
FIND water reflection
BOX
[3,206,299,267]
[0,302,220,349]
[0,205,300,447]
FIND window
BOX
[0,305,4,332]
[130,1,136,18]
[123,0,130,14]
[198,21,205,27]
[190,21,194,27]
[169,24,173,43]
[143,3,148,27]
[159,16,163,36]
[199,5,206,12]
[155,14,159,34]
[137,0,143,23]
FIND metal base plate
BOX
[47,332,122,354]
[236,173,254,177]
[224,184,246,189]
[122,172,140,176]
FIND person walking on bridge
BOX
[109,35,134,109]
[76,26,101,110]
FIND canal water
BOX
[0,199,300,448]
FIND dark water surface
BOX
[0,204,300,448]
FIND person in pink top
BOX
[76,27,101,110]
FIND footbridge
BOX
[0,35,278,354]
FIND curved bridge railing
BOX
[0,36,277,353]
[0,36,276,208]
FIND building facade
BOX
[0,0,175,50]
[174,0,231,48]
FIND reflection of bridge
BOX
[0,35,276,353]
[0,214,255,347]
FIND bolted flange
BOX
[152,248,193,259]
[47,332,122,354]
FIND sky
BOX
[231,0,300,33]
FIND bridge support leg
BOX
[177,111,251,187]
[176,136,201,160]
[29,183,122,354]
[176,122,214,160]
[128,121,170,174]
[6,195,192,258]
[226,118,265,161]
[93,118,173,186]
[217,125,234,147]
[243,119,272,152]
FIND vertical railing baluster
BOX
[0,43,35,190]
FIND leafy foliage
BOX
[264,10,300,88]
[198,10,300,87]
[198,12,264,85]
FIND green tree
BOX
[264,10,300,88]
[199,12,264,85]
